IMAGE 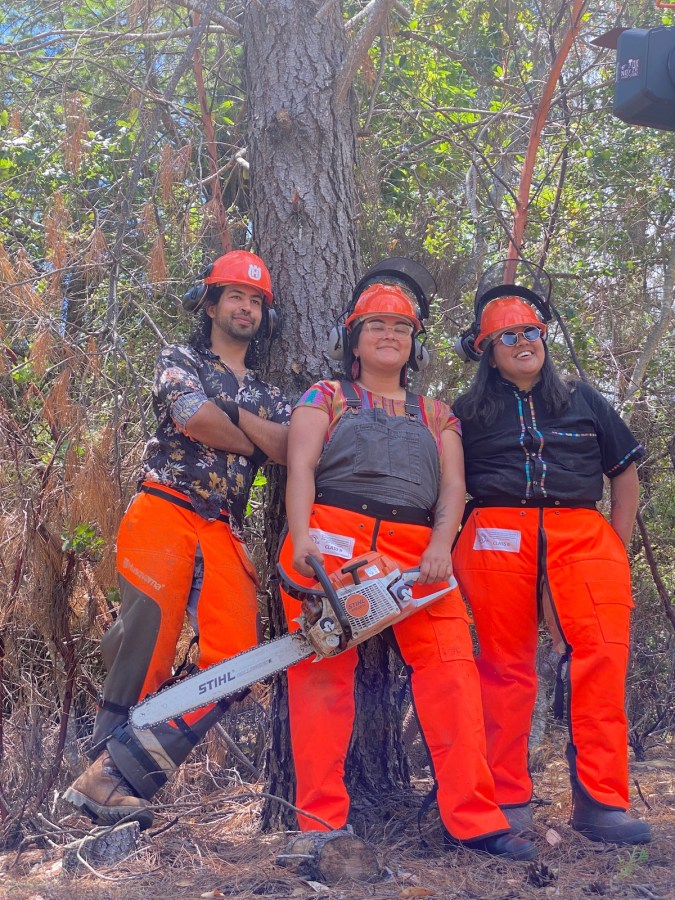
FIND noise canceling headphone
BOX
[326,323,430,371]
[327,258,435,372]
[453,259,554,362]
[181,263,213,313]
[181,262,279,339]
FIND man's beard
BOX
[223,319,259,342]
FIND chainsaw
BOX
[129,551,456,729]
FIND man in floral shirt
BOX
[65,251,290,828]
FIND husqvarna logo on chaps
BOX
[248,264,262,280]
[122,557,164,591]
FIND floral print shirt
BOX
[140,343,291,536]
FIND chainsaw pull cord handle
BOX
[304,556,354,644]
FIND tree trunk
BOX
[244,0,358,393]
[243,0,409,831]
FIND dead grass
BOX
[0,747,672,900]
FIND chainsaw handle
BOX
[402,567,421,584]
[304,556,354,644]
[276,558,354,645]
[276,561,325,603]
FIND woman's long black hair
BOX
[188,285,271,370]
[453,341,573,426]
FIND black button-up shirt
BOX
[459,379,643,501]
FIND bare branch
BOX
[0,25,235,55]
[335,0,397,105]
[169,0,241,37]
[621,241,675,424]
[507,0,587,259]
[345,0,410,31]
[363,30,387,133]
[636,511,675,632]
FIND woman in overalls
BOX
[277,270,536,860]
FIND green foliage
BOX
[61,522,103,557]
[617,846,650,880]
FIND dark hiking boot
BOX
[63,753,154,830]
[502,803,536,838]
[571,790,651,844]
[462,832,538,861]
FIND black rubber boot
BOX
[502,804,536,838]
[462,832,538,861]
[571,789,651,844]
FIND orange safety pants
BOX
[278,503,510,841]
[91,485,259,794]
[452,506,633,810]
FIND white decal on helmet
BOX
[248,264,262,281]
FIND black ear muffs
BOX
[326,324,349,361]
[181,282,208,313]
[453,323,482,362]
[181,263,214,314]
[182,264,278,338]
[326,322,429,369]
[411,339,430,371]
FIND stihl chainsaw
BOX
[129,551,456,729]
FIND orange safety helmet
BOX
[345,283,421,332]
[203,250,273,304]
[474,296,546,352]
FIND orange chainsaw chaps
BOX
[452,505,633,810]
[93,489,258,767]
[278,503,509,841]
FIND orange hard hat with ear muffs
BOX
[181,251,273,313]
[453,259,554,362]
[474,296,547,352]
[181,250,278,338]
[327,258,435,371]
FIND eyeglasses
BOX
[362,320,414,338]
[494,326,543,347]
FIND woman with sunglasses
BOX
[452,296,651,845]
[277,271,537,861]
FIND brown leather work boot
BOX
[63,752,154,830]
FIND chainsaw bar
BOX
[129,631,313,730]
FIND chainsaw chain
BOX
[128,631,309,728]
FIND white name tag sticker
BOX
[309,528,355,560]
[473,527,522,553]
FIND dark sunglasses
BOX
[494,326,543,347]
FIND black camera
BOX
[597,26,675,132]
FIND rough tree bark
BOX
[243,0,408,831]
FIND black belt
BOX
[314,487,433,526]
[472,496,596,510]
[139,483,230,522]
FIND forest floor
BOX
[0,744,672,900]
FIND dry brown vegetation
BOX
[0,714,672,900]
